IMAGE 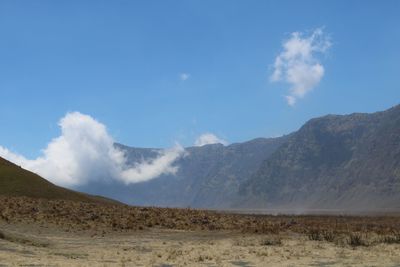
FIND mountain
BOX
[78,137,287,208]
[0,157,119,204]
[78,104,400,211]
[4,105,399,211]
[239,105,400,211]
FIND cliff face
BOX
[239,105,400,211]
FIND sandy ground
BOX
[1,223,400,267]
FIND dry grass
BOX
[348,232,370,247]
[260,236,282,246]
[381,231,400,244]
[1,196,400,247]
[0,228,49,247]
[1,196,400,266]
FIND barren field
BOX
[1,197,400,266]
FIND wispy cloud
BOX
[179,73,190,81]
[194,133,228,147]
[0,112,184,187]
[119,145,184,184]
[271,28,331,106]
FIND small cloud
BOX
[271,28,331,106]
[179,73,190,81]
[0,112,184,187]
[194,133,228,147]
[285,95,296,106]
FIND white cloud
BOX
[271,28,331,106]
[0,112,184,187]
[179,73,190,81]
[194,133,228,147]
[120,145,184,184]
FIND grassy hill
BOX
[0,157,119,204]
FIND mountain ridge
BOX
[80,136,288,208]
[108,104,400,210]
[5,104,399,211]
[238,104,400,210]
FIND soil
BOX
[1,196,400,266]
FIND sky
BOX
[1,0,400,160]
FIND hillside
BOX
[78,137,287,208]
[0,157,118,204]
[239,105,400,211]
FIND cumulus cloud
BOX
[0,112,184,187]
[179,73,190,81]
[271,28,331,106]
[194,133,228,147]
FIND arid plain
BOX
[1,197,400,266]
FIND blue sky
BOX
[1,0,400,158]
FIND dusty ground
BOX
[1,197,400,266]
[1,222,400,266]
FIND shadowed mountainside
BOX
[78,105,400,211]
[79,137,288,208]
[108,104,400,211]
[239,104,400,211]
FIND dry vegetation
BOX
[1,196,400,247]
[1,196,400,266]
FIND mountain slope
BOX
[0,157,119,204]
[78,137,287,208]
[239,105,400,210]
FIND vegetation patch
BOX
[0,229,49,248]
[347,233,368,247]
[381,232,400,244]
[260,236,282,246]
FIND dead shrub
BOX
[381,232,400,244]
[322,230,336,242]
[348,233,368,247]
[260,236,282,246]
[308,229,323,241]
